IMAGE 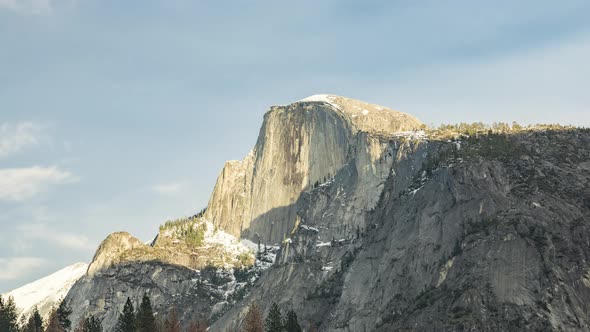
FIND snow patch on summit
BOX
[298,94,341,110]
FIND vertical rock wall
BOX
[204,96,423,243]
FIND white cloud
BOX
[0,257,48,280]
[0,0,51,14]
[0,0,74,14]
[0,166,77,201]
[150,181,186,195]
[17,224,95,251]
[0,122,44,158]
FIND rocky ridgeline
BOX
[66,216,261,330]
[214,126,590,331]
[204,94,423,243]
[62,95,590,331]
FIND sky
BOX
[1,0,589,292]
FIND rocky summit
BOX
[17,95,590,331]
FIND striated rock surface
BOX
[87,232,146,276]
[205,94,422,243]
[212,128,590,332]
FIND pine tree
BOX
[56,299,72,331]
[265,303,283,332]
[24,307,44,332]
[163,306,180,332]
[136,294,157,332]
[283,310,301,332]
[115,297,135,332]
[0,296,20,332]
[243,304,264,332]
[45,309,65,332]
[82,316,102,332]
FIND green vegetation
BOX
[426,122,578,141]
[237,252,256,267]
[116,298,135,332]
[0,296,19,332]
[159,216,206,248]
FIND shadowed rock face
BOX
[212,129,590,332]
[205,95,423,243]
[66,261,218,331]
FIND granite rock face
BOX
[62,95,590,332]
[212,129,590,332]
[87,232,146,277]
[205,95,422,243]
[66,261,217,331]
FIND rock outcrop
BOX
[57,94,590,332]
[205,94,422,243]
[87,232,146,276]
[212,128,590,331]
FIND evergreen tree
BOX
[24,307,44,332]
[45,309,65,332]
[283,310,301,332]
[115,297,135,332]
[265,303,283,332]
[243,304,264,332]
[0,296,20,332]
[163,306,180,332]
[136,294,157,332]
[56,300,72,331]
[82,316,102,332]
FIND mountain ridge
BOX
[2,262,88,321]
[6,95,590,331]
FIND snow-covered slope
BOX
[2,262,88,320]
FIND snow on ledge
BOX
[298,94,341,110]
[393,130,427,140]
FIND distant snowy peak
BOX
[2,262,88,320]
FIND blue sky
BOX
[1,0,589,292]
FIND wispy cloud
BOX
[0,166,77,201]
[0,257,48,280]
[0,122,44,158]
[0,0,75,15]
[17,223,95,251]
[0,0,51,14]
[150,181,186,195]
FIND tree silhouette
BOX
[136,294,157,332]
[243,304,264,332]
[116,297,135,332]
[265,303,283,332]
[284,310,301,332]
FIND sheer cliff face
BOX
[212,129,590,332]
[204,95,422,243]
